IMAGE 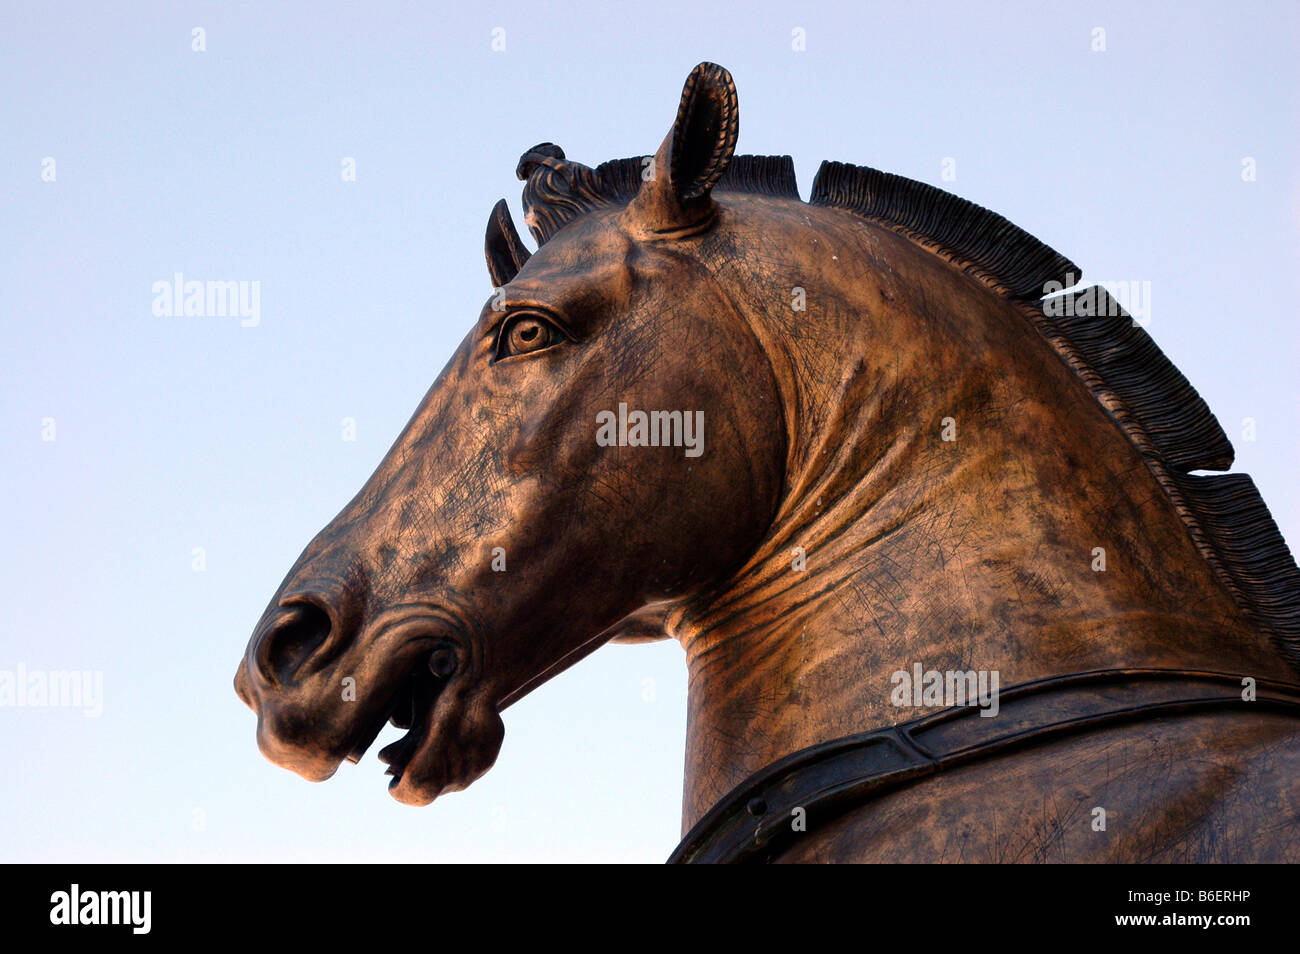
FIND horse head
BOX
[238,63,1300,842]
[234,64,786,806]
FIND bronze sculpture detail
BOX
[236,63,1300,862]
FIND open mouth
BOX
[343,646,458,787]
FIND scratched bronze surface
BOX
[236,63,1300,862]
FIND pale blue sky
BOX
[2,1,1296,862]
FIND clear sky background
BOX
[2,1,1296,862]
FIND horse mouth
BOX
[374,655,448,784]
[334,640,502,806]
[243,613,503,804]
[341,649,451,781]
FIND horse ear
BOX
[626,62,739,236]
[485,198,532,288]
[666,62,739,201]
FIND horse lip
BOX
[377,664,451,781]
[343,665,419,765]
[345,711,390,764]
[345,647,452,767]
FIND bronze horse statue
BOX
[236,63,1300,862]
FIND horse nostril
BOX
[256,601,334,685]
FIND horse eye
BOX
[497,312,563,359]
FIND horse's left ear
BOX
[625,62,739,237]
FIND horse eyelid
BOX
[491,310,570,362]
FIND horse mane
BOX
[514,147,1300,671]
[515,145,800,244]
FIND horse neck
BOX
[667,201,1285,828]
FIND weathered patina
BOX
[236,63,1300,862]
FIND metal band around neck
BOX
[668,668,1300,864]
